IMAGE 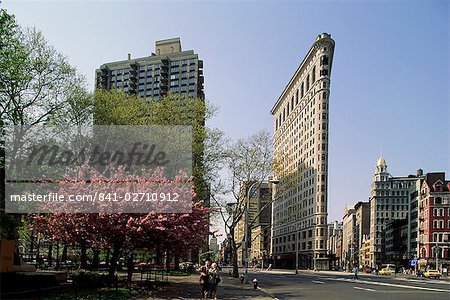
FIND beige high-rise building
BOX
[369,157,421,268]
[270,33,335,270]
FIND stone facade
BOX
[270,33,335,270]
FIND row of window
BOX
[433,208,450,217]
[169,86,195,92]
[432,232,449,242]
[170,72,196,80]
[275,55,330,130]
[170,78,196,86]
[137,90,197,98]
[432,220,449,229]
[276,89,328,130]
[170,65,196,73]
[170,59,196,67]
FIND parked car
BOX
[379,268,392,275]
[423,270,442,279]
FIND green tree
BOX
[0,8,92,239]
[93,90,215,202]
[211,130,274,278]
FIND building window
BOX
[320,69,329,76]
[312,66,316,83]
[301,82,304,98]
[320,56,329,66]
[296,89,299,104]
[306,75,310,91]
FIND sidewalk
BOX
[138,273,273,299]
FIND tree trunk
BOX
[30,231,35,255]
[231,239,239,278]
[165,251,171,272]
[92,248,100,269]
[61,245,67,262]
[108,244,120,283]
[174,255,180,270]
[80,244,87,269]
[127,253,134,282]
[47,242,53,267]
[106,249,110,267]
[156,246,162,265]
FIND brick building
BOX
[417,172,450,270]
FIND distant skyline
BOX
[3,0,449,224]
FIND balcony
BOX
[198,76,204,84]
[198,60,203,69]
[160,71,168,78]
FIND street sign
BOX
[410,259,417,266]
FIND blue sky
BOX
[3,0,449,224]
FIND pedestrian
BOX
[353,266,358,280]
[198,260,210,298]
[208,262,221,300]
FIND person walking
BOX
[208,262,221,300]
[198,260,211,298]
[353,266,359,280]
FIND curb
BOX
[257,286,279,300]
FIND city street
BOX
[232,268,450,300]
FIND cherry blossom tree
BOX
[31,166,209,281]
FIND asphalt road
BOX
[231,268,450,300]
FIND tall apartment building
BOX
[417,172,450,270]
[270,33,335,270]
[369,157,422,267]
[95,37,204,100]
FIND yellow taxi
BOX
[423,270,442,279]
[378,268,392,275]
